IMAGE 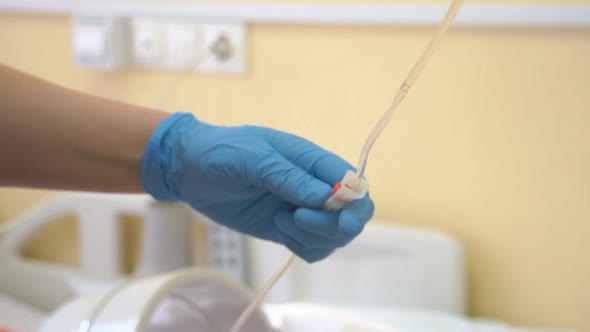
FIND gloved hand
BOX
[141,112,374,262]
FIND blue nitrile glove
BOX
[141,112,374,262]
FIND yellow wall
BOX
[1,1,589,330]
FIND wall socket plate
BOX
[130,18,246,75]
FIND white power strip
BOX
[72,14,246,74]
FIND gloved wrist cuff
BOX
[140,112,195,201]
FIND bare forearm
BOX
[0,64,168,192]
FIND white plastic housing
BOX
[323,171,369,211]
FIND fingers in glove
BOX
[292,208,340,238]
[267,131,354,186]
[258,154,332,208]
[292,195,374,239]
[338,194,375,237]
[275,211,348,249]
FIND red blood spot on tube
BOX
[332,182,342,194]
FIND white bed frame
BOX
[0,193,466,316]
[0,193,196,312]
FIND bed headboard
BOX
[246,222,466,315]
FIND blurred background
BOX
[0,0,589,331]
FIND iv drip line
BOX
[227,0,464,331]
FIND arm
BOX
[0,63,374,262]
[0,64,168,192]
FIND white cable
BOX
[73,51,210,332]
[151,52,209,109]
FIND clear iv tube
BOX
[356,0,464,179]
[228,1,464,331]
[228,254,296,332]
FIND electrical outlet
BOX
[198,22,247,75]
[161,22,204,70]
[132,18,204,71]
[131,19,165,68]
